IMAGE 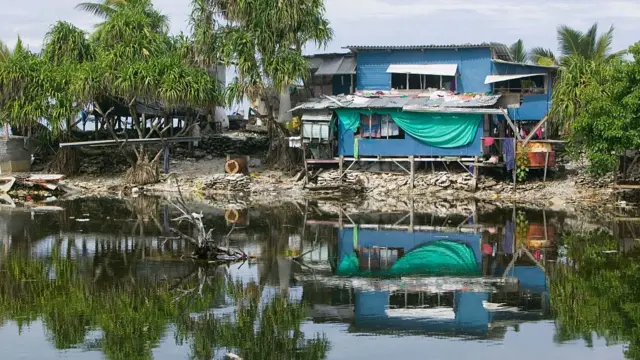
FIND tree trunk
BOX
[278,86,293,124]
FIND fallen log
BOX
[224,157,249,175]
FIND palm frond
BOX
[557,25,584,59]
[581,23,598,59]
[529,47,557,66]
[0,40,10,62]
[509,39,528,63]
[595,25,615,60]
[75,2,117,19]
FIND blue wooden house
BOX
[296,43,558,184]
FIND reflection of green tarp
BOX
[336,241,480,277]
[390,241,480,276]
[335,109,481,148]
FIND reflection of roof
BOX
[293,94,502,111]
[345,43,513,61]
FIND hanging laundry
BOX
[503,138,516,171]
[360,114,381,138]
[536,127,543,139]
[483,137,495,147]
[380,115,400,137]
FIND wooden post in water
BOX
[339,155,344,184]
[543,151,549,182]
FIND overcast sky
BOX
[2,0,639,55]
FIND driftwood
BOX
[166,176,248,262]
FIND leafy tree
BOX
[71,0,222,184]
[563,43,640,175]
[202,0,333,168]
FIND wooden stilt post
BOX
[163,144,170,174]
[431,162,435,174]
[339,155,344,183]
[409,156,415,189]
[513,140,517,192]
[409,198,415,233]
[543,151,549,182]
[473,156,479,191]
[302,137,309,185]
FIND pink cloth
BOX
[482,243,493,255]
[483,137,495,147]
[536,128,543,139]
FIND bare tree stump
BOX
[225,157,249,175]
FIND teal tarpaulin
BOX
[335,108,481,148]
[335,241,480,277]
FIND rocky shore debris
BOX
[174,132,269,160]
[203,174,251,193]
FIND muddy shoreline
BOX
[55,157,619,217]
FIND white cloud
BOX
[0,0,637,54]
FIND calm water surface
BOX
[0,197,636,360]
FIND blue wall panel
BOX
[337,116,483,157]
[356,48,493,93]
[491,62,555,121]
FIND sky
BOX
[1,0,639,55]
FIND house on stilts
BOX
[294,43,559,188]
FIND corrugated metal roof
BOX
[345,43,513,61]
[315,56,357,75]
[292,94,502,112]
[307,57,324,70]
[336,57,357,74]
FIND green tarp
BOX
[335,108,481,148]
[335,241,480,277]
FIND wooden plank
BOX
[522,116,549,146]
[59,137,202,148]
[501,109,523,141]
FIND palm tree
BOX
[529,23,622,66]
[75,0,168,31]
[509,39,528,63]
[542,23,624,135]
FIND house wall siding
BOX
[492,62,555,121]
[355,48,493,94]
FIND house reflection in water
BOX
[302,208,556,339]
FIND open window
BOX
[358,113,405,139]
[486,74,547,95]
[387,64,458,91]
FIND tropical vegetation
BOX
[509,23,633,175]
[0,0,332,183]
